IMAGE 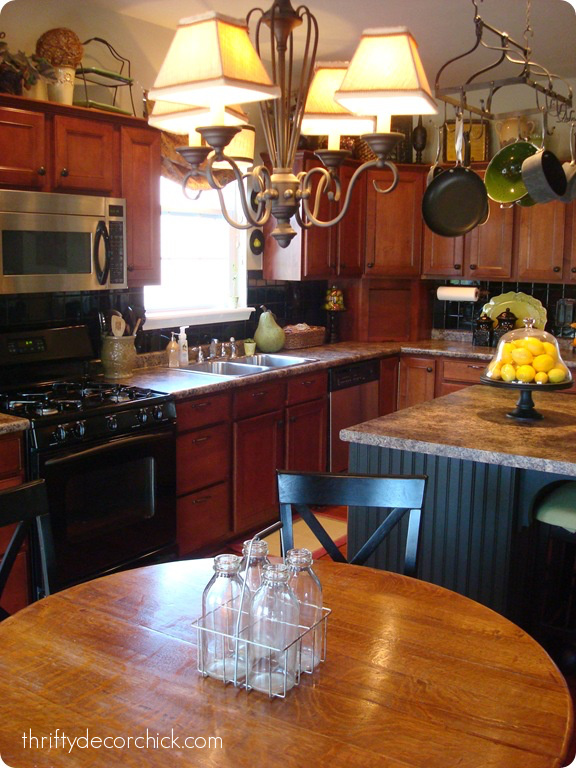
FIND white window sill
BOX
[144,307,255,331]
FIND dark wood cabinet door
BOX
[177,482,232,556]
[233,409,284,534]
[565,199,576,282]
[365,167,423,277]
[121,125,162,287]
[421,228,464,277]
[465,194,513,279]
[302,155,335,278]
[397,356,436,410]
[0,107,47,189]
[284,397,327,472]
[379,356,399,415]
[335,161,364,277]
[53,116,118,194]
[515,201,566,281]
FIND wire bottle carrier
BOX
[192,522,331,698]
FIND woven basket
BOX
[283,326,325,349]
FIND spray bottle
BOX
[178,327,189,366]
[166,332,179,368]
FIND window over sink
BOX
[143,177,253,330]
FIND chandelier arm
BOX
[288,8,318,166]
[203,156,271,229]
[301,160,397,228]
[181,173,204,202]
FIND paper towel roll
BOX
[436,286,479,302]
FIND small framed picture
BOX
[443,120,489,163]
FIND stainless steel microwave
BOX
[0,190,127,293]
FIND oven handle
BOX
[42,430,173,468]
[94,220,111,286]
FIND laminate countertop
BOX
[341,384,576,477]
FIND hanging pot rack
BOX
[434,0,573,123]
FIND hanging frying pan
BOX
[422,115,488,238]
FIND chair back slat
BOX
[276,471,427,576]
[0,480,58,617]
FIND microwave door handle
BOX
[94,220,111,285]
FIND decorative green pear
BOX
[254,305,285,353]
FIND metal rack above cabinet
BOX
[75,37,136,116]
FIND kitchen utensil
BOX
[132,317,142,336]
[422,115,488,238]
[560,122,576,203]
[484,140,538,204]
[521,149,567,203]
[110,315,126,338]
[426,123,444,186]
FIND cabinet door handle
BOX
[426,367,433,372]
[191,495,211,505]
[467,364,483,369]
[191,402,209,409]
[301,380,314,386]
[37,166,46,176]
[251,391,267,398]
[469,264,477,270]
[553,266,561,273]
[366,262,374,269]
[60,168,69,177]
[191,436,208,444]
[454,263,462,270]
[572,267,576,273]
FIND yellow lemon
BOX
[532,353,555,373]
[542,341,558,359]
[511,347,533,366]
[534,371,549,384]
[502,342,514,356]
[522,337,545,356]
[487,361,502,380]
[500,349,513,365]
[501,363,517,382]
[516,364,536,383]
[548,367,568,384]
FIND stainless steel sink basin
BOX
[185,360,271,376]
[242,354,317,368]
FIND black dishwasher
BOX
[328,359,380,472]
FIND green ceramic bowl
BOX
[485,141,538,204]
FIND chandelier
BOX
[148,1,437,248]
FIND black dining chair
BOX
[0,479,58,620]
[276,470,428,577]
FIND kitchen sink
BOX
[185,360,271,376]
[242,354,317,368]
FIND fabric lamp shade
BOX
[335,27,437,133]
[148,101,249,146]
[301,63,376,149]
[148,12,280,109]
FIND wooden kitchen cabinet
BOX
[435,357,486,397]
[365,166,423,277]
[176,392,232,556]
[515,200,566,282]
[263,152,364,280]
[121,125,161,286]
[233,379,286,534]
[421,172,514,280]
[397,355,436,410]
[379,356,399,414]
[0,432,28,614]
[284,371,328,472]
[0,95,161,287]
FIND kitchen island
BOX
[341,384,576,629]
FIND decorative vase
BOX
[100,336,137,379]
[47,65,75,105]
[23,78,48,101]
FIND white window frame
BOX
[144,177,254,330]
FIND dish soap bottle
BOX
[178,326,189,366]
[166,332,179,368]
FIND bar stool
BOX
[533,482,576,669]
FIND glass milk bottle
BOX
[200,554,250,684]
[248,563,300,696]
[286,548,323,672]
[240,538,270,593]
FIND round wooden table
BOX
[0,559,572,767]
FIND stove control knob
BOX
[54,425,68,443]
[152,405,164,421]
[106,415,118,431]
[137,408,149,425]
[73,421,86,438]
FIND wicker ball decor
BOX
[36,28,83,67]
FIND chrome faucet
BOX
[209,338,219,358]
[229,337,237,358]
[195,345,205,362]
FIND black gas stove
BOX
[0,326,175,452]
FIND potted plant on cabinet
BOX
[0,38,56,97]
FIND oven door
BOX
[36,428,176,588]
